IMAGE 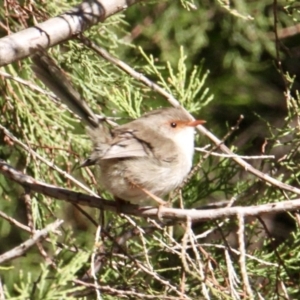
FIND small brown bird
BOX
[32,51,205,206]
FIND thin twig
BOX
[1,69,120,128]
[187,219,211,299]
[273,0,289,89]
[237,213,253,299]
[91,225,102,300]
[225,249,240,300]
[73,279,185,300]
[0,219,63,264]
[200,244,278,267]
[0,123,99,198]
[195,147,274,160]
[257,216,293,283]
[0,209,31,233]
[279,280,291,300]
[77,35,181,107]
[0,70,61,104]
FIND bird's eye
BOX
[170,122,177,128]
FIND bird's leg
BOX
[126,178,167,206]
[126,179,168,219]
[138,187,168,219]
[138,187,167,206]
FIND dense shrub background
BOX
[1,0,300,298]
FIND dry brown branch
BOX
[268,24,300,40]
[1,159,300,223]
[195,147,274,160]
[200,244,278,267]
[0,219,63,264]
[91,225,102,300]
[224,249,240,299]
[237,213,253,299]
[0,209,31,233]
[186,218,210,298]
[0,70,60,103]
[73,279,185,299]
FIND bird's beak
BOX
[186,120,206,127]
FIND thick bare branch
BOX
[0,0,144,66]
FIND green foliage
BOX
[2,0,300,299]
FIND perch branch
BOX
[2,160,300,222]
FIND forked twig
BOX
[0,219,63,264]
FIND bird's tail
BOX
[31,49,99,129]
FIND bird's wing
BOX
[101,129,152,159]
[101,124,177,162]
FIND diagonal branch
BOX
[0,219,63,264]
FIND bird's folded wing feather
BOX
[101,130,152,159]
[101,126,177,162]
